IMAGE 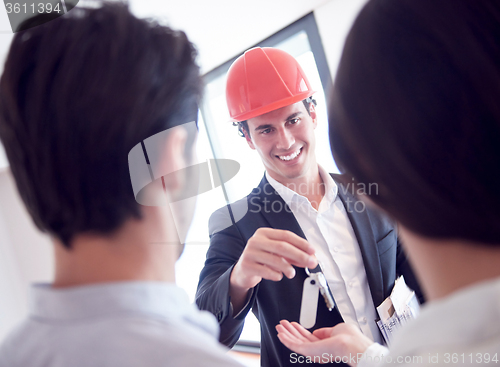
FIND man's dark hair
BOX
[0,3,202,248]
[234,97,317,137]
[330,0,500,245]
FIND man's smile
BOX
[277,147,303,161]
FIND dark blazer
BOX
[196,174,423,367]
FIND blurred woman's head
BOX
[330,0,500,245]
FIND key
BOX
[315,272,335,311]
[305,267,336,311]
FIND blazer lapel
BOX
[335,178,385,308]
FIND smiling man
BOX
[247,100,320,194]
[195,47,423,367]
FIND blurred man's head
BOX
[329,0,500,245]
[0,3,202,249]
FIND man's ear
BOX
[309,103,318,129]
[162,126,188,193]
[244,129,256,150]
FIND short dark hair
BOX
[234,97,317,137]
[0,3,202,248]
[330,0,500,245]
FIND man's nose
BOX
[276,128,295,150]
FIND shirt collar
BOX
[30,281,190,319]
[265,165,338,208]
[29,281,219,336]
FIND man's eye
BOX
[261,128,272,134]
[289,118,299,125]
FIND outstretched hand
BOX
[276,320,374,367]
[229,228,317,314]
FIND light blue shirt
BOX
[0,282,242,367]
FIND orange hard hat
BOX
[226,47,315,122]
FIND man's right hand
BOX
[229,228,318,314]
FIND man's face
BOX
[245,101,318,185]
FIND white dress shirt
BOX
[266,166,382,343]
[358,276,500,367]
[0,282,242,367]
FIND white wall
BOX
[0,170,53,340]
[315,0,369,78]
[0,0,368,342]
[0,145,7,171]
[0,6,13,171]
[128,0,332,74]
[0,196,25,339]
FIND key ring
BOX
[305,260,324,276]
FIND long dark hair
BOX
[329,0,500,244]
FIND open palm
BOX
[276,320,374,366]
